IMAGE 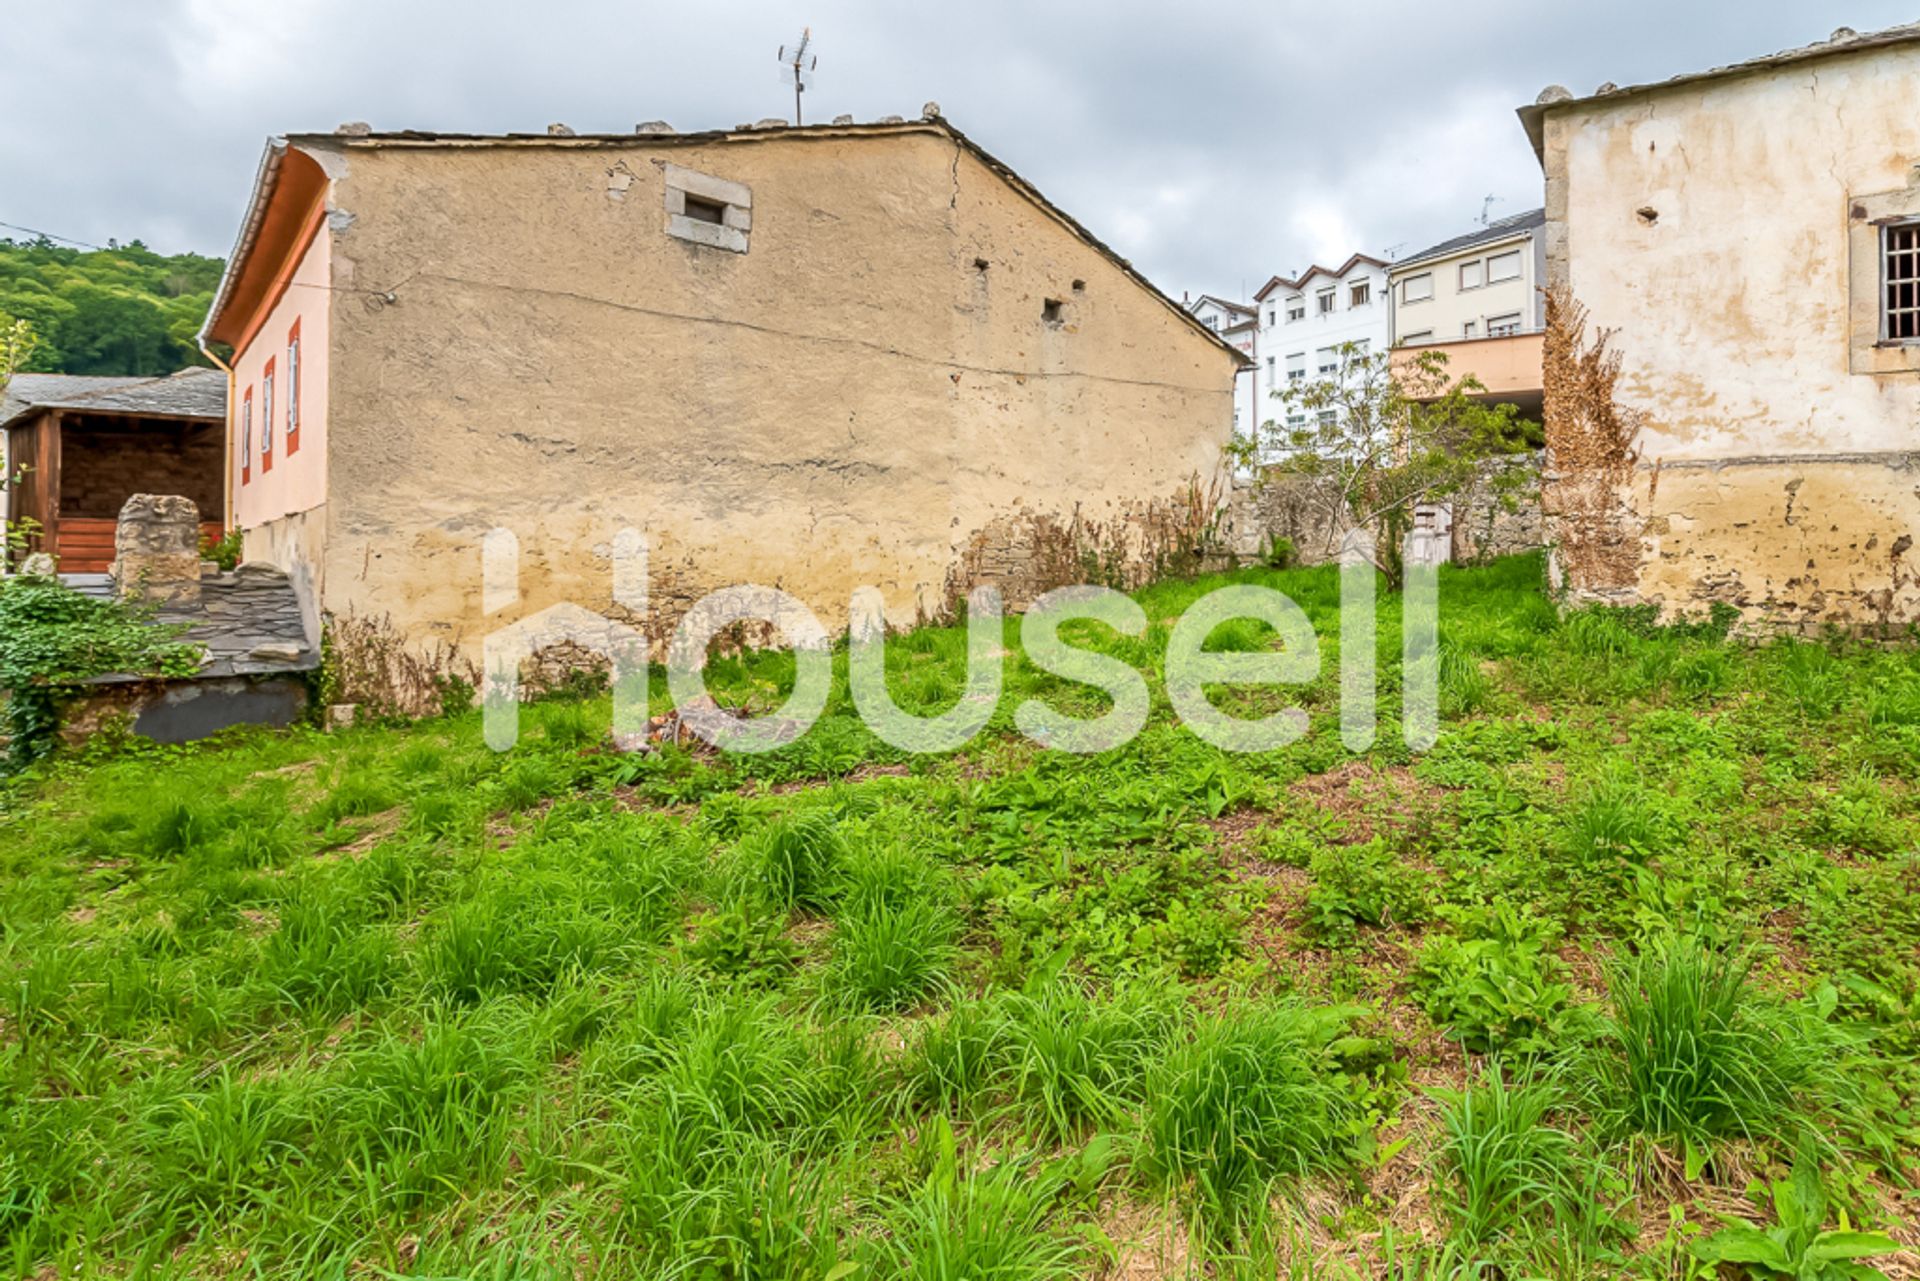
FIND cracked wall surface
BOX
[246,129,1237,667]
[1539,42,1920,626]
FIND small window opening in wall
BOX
[973,257,990,272]
[1042,298,1064,325]
[1637,206,1659,225]
[1070,279,1085,293]
[683,194,727,225]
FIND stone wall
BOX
[1219,454,1543,568]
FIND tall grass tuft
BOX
[1603,935,1853,1152]
[740,810,847,911]
[1143,1002,1358,1240]
[874,1117,1095,1281]
[1433,1068,1597,1247]
[826,897,958,1011]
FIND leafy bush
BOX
[1413,907,1585,1054]
[0,574,198,768]
[1306,839,1431,944]
[1692,1154,1899,1280]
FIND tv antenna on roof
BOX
[1477,194,1503,227]
[778,29,818,126]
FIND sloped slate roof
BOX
[0,368,226,431]
[67,562,318,681]
[1394,209,1546,273]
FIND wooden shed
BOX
[1,369,226,571]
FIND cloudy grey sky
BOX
[0,1,1902,302]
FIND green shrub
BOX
[1412,906,1585,1054]
[1306,840,1431,944]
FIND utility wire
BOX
[0,220,112,251]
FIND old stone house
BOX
[197,110,1245,693]
[1521,22,1920,627]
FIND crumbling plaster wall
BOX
[1541,44,1920,625]
[300,128,1235,662]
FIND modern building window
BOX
[1486,250,1523,283]
[260,360,275,472]
[1285,353,1306,381]
[1316,346,1338,375]
[1286,413,1306,428]
[285,321,301,454]
[1285,296,1305,322]
[1401,330,1433,345]
[240,388,252,484]
[1885,222,1920,341]
[1267,308,1277,326]
[1487,312,1523,337]
[1350,280,1371,307]
[1459,259,1485,290]
[1401,273,1433,303]
[1317,288,1336,315]
[1462,320,1478,338]
[1317,410,1337,427]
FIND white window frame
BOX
[1883,220,1920,343]
[1401,273,1433,304]
[261,369,274,459]
[1487,312,1523,338]
[1486,249,1523,284]
[1459,259,1485,291]
[286,333,300,440]
[1401,329,1433,345]
[1316,288,1336,315]
[1285,295,1305,322]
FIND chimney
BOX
[113,494,204,609]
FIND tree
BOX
[1248,342,1531,587]
[3,314,42,564]
[0,237,222,376]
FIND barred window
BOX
[1885,223,1920,341]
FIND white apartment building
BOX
[1387,209,1547,419]
[1185,294,1259,439]
[1388,209,1546,346]
[1250,254,1392,449]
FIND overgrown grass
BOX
[0,552,1916,1276]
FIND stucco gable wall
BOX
[309,131,1234,666]
[1554,45,1920,461]
[1542,43,1920,627]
